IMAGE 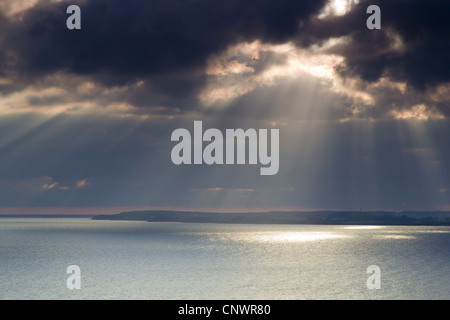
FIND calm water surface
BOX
[0,218,449,299]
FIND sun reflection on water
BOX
[343,226,383,230]
[376,234,417,240]
[252,231,347,243]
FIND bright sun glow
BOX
[318,0,360,19]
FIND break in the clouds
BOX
[0,0,449,211]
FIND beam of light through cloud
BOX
[199,39,377,114]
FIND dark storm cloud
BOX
[0,0,327,89]
[300,0,450,90]
[1,0,448,115]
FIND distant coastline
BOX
[91,210,450,226]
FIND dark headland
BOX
[92,210,450,226]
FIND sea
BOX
[0,217,449,300]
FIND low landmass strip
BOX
[92,210,450,226]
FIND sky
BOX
[0,0,449,214]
